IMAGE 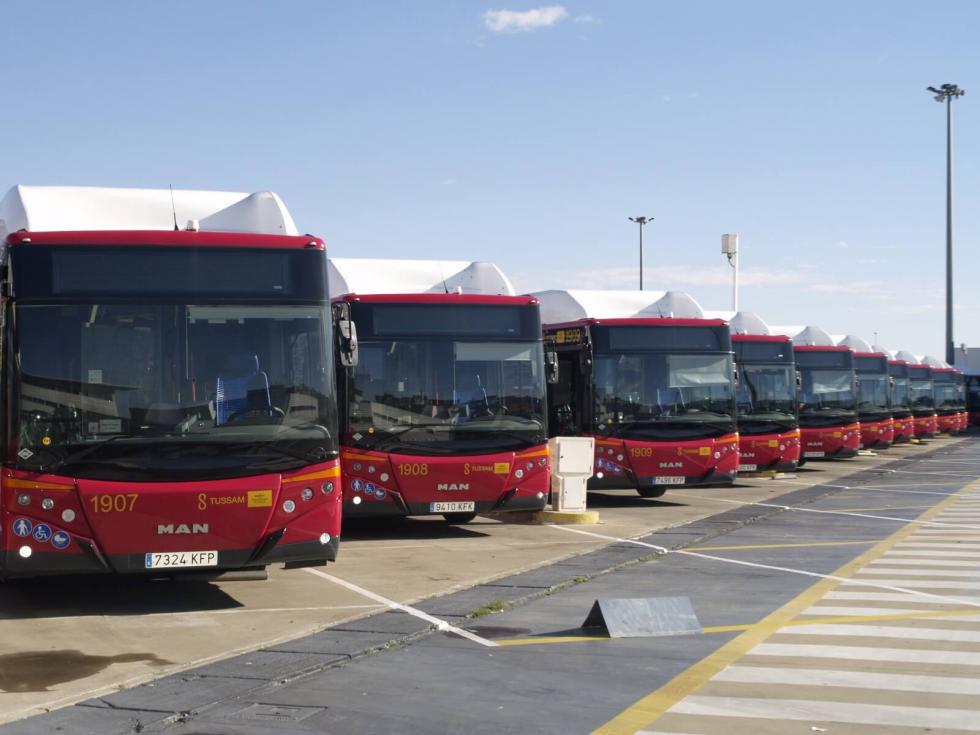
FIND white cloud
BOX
[484,5,568,33]
[805,280,881,294]
[510,264,806,293]
[572,14,601,24]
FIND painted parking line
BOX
[685,540,879,552]
[591,476,980,735]
[304,568,498,648]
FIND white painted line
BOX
[780,623,980,643]
[548,526,980,609]
[824,590,980,604]
[800,605,943,617]
[714,663,980,694]
[881,549,980,558]
[751,641,980,665]
[679,493,980,531]
[843,577,980,589]
[303,568,498,648]
[856,567,980,578]
[671,695,980,731]
[867,557,980,567]
[898,542,980,549]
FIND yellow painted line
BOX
[591,475,980,735]
[494,608,980,647]
[686,539,879,552]
[832,504,933,513]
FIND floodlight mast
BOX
[628,216,653,290]
[927,83,965,364]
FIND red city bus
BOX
[852,352,895,449]
[0,187,341,579]
[538,290,738,498]
[902,355,939,438]
[773,326,860,461]
[953,370,969,431]
[730,332,800,472]
[888,359,915,442]
[334,293,550,523]
[931,365,963,434]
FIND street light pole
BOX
[722,234,739,311]
[927,83,965,365]
[628,216,653,290]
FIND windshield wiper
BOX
[357,423,450,450]
[452,429,546,447]
[41,434,133,474]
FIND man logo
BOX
[157,523,210,535]
[436,483,469,491]
[658,462,682,469]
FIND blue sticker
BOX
[12,518,33,538]
[32,523,52,543]
[51,531,71,550]
[351,479,364,492]
[375,488,386,500]
[365,482,376,493]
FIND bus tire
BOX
[443,512,477,524]
[637,487,667,499]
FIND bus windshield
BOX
[593,352,735,439]
[890,376,911,410]
[735,364,796,422]
[12,303,337,480]
[909,379,935,410]
[934,379,959,411]
[857,375,891,413]
[346,339,547,454]
[798,368,856,416]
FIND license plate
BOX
[430,501,476,513]
[144,551,219,569]
[803,451,825,458]
[654,476,686,485]
[739,464,758,472]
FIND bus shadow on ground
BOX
[584,492,688,509]
[341,516,491,541]
[0,576,242,620]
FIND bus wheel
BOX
[637,487,667,499]
[443,512,477,524]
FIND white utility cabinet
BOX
[548,436,595,512]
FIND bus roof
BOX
[769,324,839,347]
[0,185,299,239]
[328,258,514,297]
[703,310,786,338]
[531,289,705,325]
[339,293,536,306]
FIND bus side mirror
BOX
[338,318,358,368]
[733,365,739,386]
[580,350,592,375]
[545,350,559,384]
[795,370,802,389]
[332,302,359,368]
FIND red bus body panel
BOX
[738,430,801,473]
[860,418,895,449]
[341,447,549,517]
[1,461,341,578]
[914,414,939,437]
[800,423,861,459]
[592,434,739,487]
[892,416,916,442]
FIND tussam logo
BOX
[157,523,210,535]
[436,483,469,491]
[658,462,683,469]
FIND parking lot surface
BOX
[1,436,975,734]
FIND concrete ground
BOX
[1,436,974,734]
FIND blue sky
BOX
[4,1,978,357]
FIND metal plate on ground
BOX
[582,596,702,638]
[231,703,324,722]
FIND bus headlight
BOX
[17,494,30,506]
[282,500,296,513]
[321,481,335,495]
[41,498,55,510]
[301,488,314,501]
[319,533,331,545]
